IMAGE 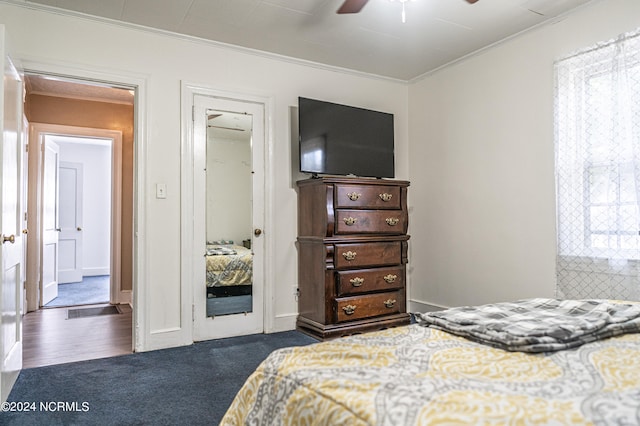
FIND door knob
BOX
[254,228,262,236]
[2,234,15,244]
[22,229,28,234]
[56,228,61,232]
[77,227,82,231]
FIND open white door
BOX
[58,161,83,283]
[0,24,24,403]
[192,94,265,341]
[41,138,60,305]
[21,116,28,316]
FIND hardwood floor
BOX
[22,303,133,369]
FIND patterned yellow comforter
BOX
[206,246,252,287]
[220,324,640,425]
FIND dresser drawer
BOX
[335,184,401,209]
[335,291,402,322]
[335,210,407,235]
[336,266,404,295]
[334,242,402,269]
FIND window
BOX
[586,162,639,251]
[555,28,640,300]
[584,65,640,254]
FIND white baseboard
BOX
[408,299,448,313]
[116,289,132,306]
[269,313,297,333]
[83,268,110,276]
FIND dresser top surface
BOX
[297,177,410,187]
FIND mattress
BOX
[221,302,640,425]
[206,245,252,287]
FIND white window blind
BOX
[555,28,640,301]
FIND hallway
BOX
[44,275,110,308]
[22,304,132,368]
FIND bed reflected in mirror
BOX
[205,110,253,317]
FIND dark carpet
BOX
[207,295,252,316]
[3,331,318,425]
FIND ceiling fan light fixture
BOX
[336,0,477,18]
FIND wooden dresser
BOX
[296,177,410,340]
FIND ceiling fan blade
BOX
[337,0,369,14]
[208,125,245,132]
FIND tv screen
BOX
[298,97,394,178]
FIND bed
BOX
[220,298,640,425]
[206,242,253,297]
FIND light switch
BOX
[156,183,167,199]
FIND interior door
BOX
[192,94,265,341]
[0,24,24,403]
[21,116,28,316]
[58,161,83,283]
[41,138,60,305]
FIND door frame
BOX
[181,83,275,340]
[18,60,150,353]
[27,124,124,308]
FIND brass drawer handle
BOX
[342,305,357,315]
[342,251,357,261]
[379,193,393,202]
[350,277,364,287]
[343,217,357,226]
[384,299,396,308]
[385,217,399,226]
[347,192,361,201]
[383,274,397,283]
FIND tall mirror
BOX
[205,110,253,317]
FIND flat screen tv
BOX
[298,97,394,178]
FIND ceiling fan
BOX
[337,0,479,14]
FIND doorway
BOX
[27,123,125,309]
[22,73,134,366]
[41,134,112,308]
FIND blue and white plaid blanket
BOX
[206,246,237,256]
[415,298,640,353]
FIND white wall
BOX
[0,3,409,350]
[57,140,111,276]
[408,0,640,310]
[206,135,251,246]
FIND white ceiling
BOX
[24,74,134,104]
[21,0,595,81]
[208,111,253,140]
